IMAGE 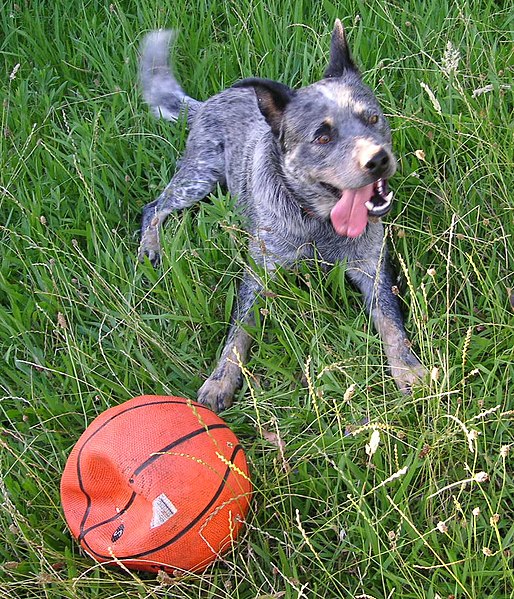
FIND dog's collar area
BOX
[277,168,325,221]
[301,204,320,219]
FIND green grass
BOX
[1,0,513,597]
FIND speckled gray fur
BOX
[139,20,425,411]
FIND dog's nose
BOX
[364,148,390,175]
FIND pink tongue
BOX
[330,184,374,237]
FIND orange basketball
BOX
[60,396,252,574]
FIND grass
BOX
[0,0,513,597]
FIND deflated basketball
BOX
[60,396,252,574]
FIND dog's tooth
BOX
[365,200,375,211]
[385,191,393,203]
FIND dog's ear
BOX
[232,78,295,136]
[324,18,358,78]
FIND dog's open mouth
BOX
[325,178,394,238]
[366,179,394,217]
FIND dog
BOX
[138,19,425,412]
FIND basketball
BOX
[60,395,252,574]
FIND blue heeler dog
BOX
[138,19,425,412]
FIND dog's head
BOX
[233,19,396,238]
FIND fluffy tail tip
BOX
[140,29,176,72]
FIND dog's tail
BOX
[140,30,201,123]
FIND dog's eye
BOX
[315,134,332,144]
[368,114,379,125]
[313,122,334,144]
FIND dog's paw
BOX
[138,226,161,266]
[390,355,427,394]
[197,376,237,413]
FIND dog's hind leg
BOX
[138,140,225,265]
[197,270,262,412]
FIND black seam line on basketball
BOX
[80,444,244,561]
[77,423,229,539]
[132,423,229,477]
[78,492,137,542]
[74,399,221,537]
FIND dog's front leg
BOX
[347,250,425,393]
[197,270,262,412]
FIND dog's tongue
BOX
[330,184,374,237]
